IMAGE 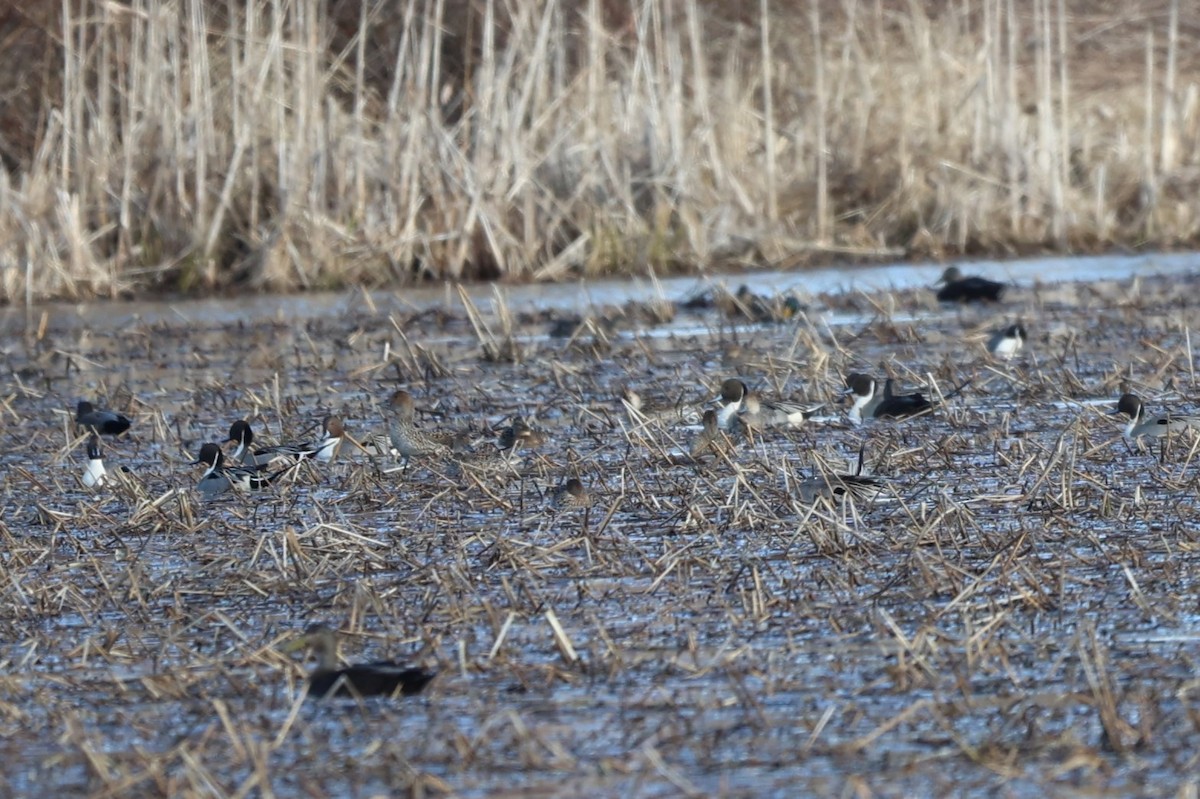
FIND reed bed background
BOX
[1,0,1199,303]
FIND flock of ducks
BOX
[627,265,1199,491]
[74,390,588,506]
[67,265,1200,698]
[72,388,590,696]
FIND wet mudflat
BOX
[3,264,1200,797]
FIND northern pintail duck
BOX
[433,427,480,452]
[844,374,949,422]
[1110,393,1200,439]
[228,417,346,466]
[366,420,473,462]
[82,435,108,488]
[713,378,823,432]
[366,422,473,462]
[311,417,346,463]
[844,374,884,425]
[876,379,934,419]
[689,409,732,459]
[385,390,451,460]
[934,266,1005,303]
[193,442,278,495]
[796,446,889,504]
[76,400,132,436]
[283,624,437,700]
[987,323,1026,360]
[496,415,546,451]
[549,478,592,510]
[796,473,889,505]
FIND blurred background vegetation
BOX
[1,1,1197,301]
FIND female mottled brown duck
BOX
[285,624,436,699]
[549,477,592,510]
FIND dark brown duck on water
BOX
[933,266,1006,303]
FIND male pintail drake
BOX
[796,473,889,505]
[1110,393,1200,439]
[987,323,1026,360]
[283,624,436,700]
[82,435,108,488]
[876,378,934,419]
[228,417,346,467]
[713,378,824,432]
[796,446,890,505]
[76,401,132,436]
[934,266,1006,303]
[310,416,347,463]
[844,374,884,425]
[844,374,971,423]
[192,442,280,495]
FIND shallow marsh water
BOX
[2,253,1200,797]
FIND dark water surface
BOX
[2,254,1200,797]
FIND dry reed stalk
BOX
[5,2,1200,300]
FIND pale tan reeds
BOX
[3,2,1200,302]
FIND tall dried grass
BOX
[1,0,1198,302]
